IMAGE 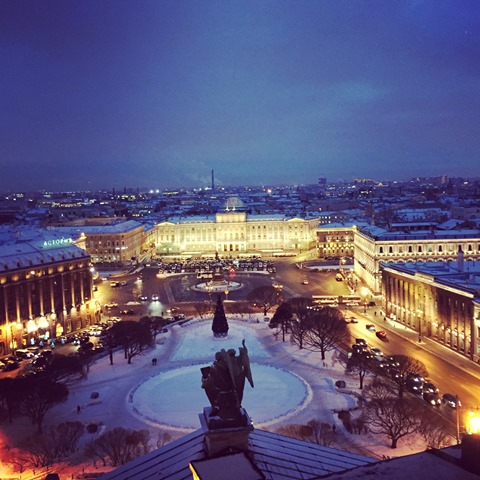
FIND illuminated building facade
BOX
[354,225,480,294]
[0,239,94,354]
[52,220,146,264]
[382,259,480,362]
[154,212,319,256]
[316,224,355,258]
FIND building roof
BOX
[0,237,89,271]
[50,219,144,235]
[100,427,376,480]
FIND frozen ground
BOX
[130,363,311,429]
[0,314,443,478]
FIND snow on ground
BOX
[0,314,444,479]
[170,320,270,360]
[129,363,311,430]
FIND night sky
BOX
[1,1,479,192]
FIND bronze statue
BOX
[201,340,254,426]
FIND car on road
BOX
[151,294,159,301]
[110,281,120,287]
[138,295,148,301]
[15,348,35,359]
[365,324,376,332]
[385,356,400,368]
[105,302,118,309]
[119,281,128,286]
[272,283,283,289]
[442,393,461,409]
[120,309,135,315]
[355,338,367,346]
[423,382,439,394]
[406,373,424,394]
[370,347,383,356]
[349,316,358,323]
[3,358,20,371]
[302,279,309,285]
[423,392,441,406]
[352,344,368,355]
[376,330,387,339]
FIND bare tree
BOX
[17,433,57,469]
[43,354,86,383]
[276,419,336,446]
[362,387,423,448]
[303,307,350,360]
[383,355,428,398]
[110,320,153,364]
[19,378,69,433]
[269,302,292,342]
[156,431,172,448]
[346,350,372,390]
[0,377,23,423]
[85,427,151,467]
[419,409,454,449]
[54,421,85,455]
[288,297,313,349]
[248,285,283,316]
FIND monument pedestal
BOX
[200,407,254,457]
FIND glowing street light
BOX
[466,411,480,435]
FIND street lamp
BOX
[224,286,230,301]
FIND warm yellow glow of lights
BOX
[466,411,480,435]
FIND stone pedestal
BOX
[200,407,254,457]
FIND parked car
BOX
[423,382,439,394]
[138,295,148,301]
[370,347,383,356]
[120,309,135,315]
[365,324,376,332]
[423,392,441,406]
[406,373,424,394]
[349,316,358,324]
[3,359,20,371]
[15,348,35,359]
[355,338,367,346]
[151,294,159,301]
[385,356,400,368]
[376,330,387,339]
[105,302,118,309]
[442,393,461,409]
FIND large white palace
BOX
[154,212,320,257]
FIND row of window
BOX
[378,244,479,254]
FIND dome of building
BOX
[224,196,245,211]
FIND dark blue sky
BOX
[1,0,479,191]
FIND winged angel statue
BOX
[201,340,254,425]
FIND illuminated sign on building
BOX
[42,237,74,248]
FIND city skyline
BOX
[1,1,479,192]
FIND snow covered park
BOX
[1,313,441,478]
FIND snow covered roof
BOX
[51,220,144,235]
[0,240,89,271]
[323,446,480,480]
[100,427,376,480]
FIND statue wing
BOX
[240,343,254,389]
